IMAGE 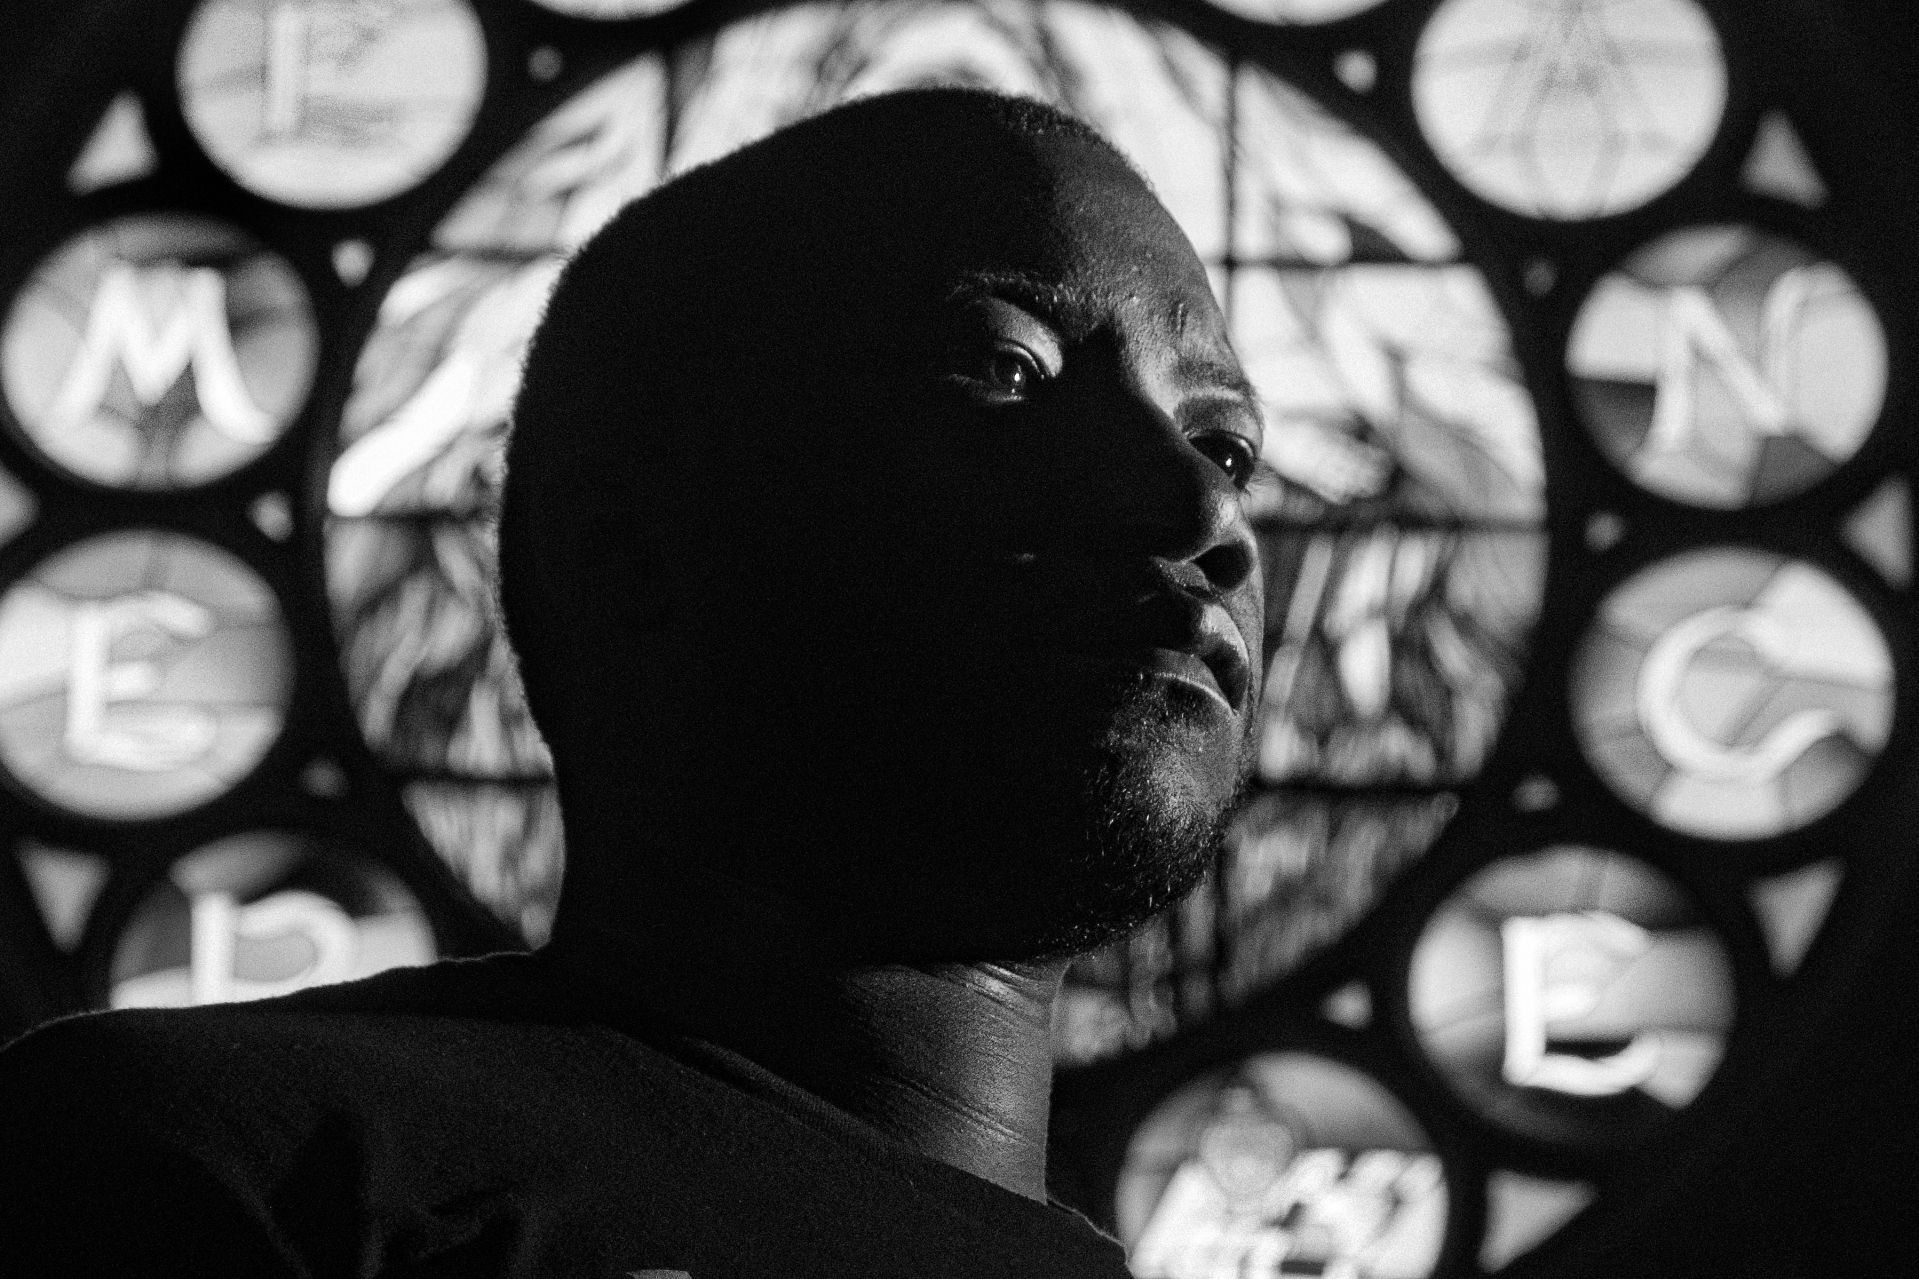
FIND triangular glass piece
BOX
[1741,111,1827,207]
[1320,981,1372,1029]
[17,844,111,951]
[1747,435,1835,504]
[0,465,36,548]
[67,92,159,194]
[1748,859,1842,975]
[1845,477,1911,586]
[1480,1171,1596,1269]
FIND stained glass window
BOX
[0,2,1910,1275]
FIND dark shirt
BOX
[0,952,1130,1278]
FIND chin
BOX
[841,698,1250,962]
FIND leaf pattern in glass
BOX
[403,780,563,944]
[1257,528,1545,785]
[1233,265,1542,522]
[328,518,549,777]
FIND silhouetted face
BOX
[638,124,1266,960]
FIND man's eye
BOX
[1192,432,1261,489]
[945,342,1047,402]
[983,348,1039,396]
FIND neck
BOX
[545,864,1067,1202]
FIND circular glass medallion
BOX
[529,0,688,15]
[2,214,317,489]
[1568,225,1887,507]
[1117,1051,1448,1278]
[1207,0,1389,22]
[1412,0,1727,218]
[177,0,487,209]
[1572,549,1893,839]
[108,830,436,1007]
[0,531,292,819]
[1408,846,1736,1148]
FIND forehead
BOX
[940,134,1228,346]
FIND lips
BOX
[1132,647,1238,713]
[1036,603,1251,715]
[966,555,1255,716]
[1188,605,1253,711]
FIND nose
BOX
[1075,386,1260,599]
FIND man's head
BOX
[501,88,1265,961]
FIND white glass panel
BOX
[1118,1053,1447,1279]
[1258,529,1543,784]
[1479,1171,1594,1269]
[1747,859,1841,976]
[1572,549,1893,839]
[1844,478,1911,587]
[331,256,562,519]
[667,2,1232,258]
[67,92,159,195]
[15,843,111,951]
[1234,69,1460,264]
[108,831,436,1007]
[402,781,562,944]
[1230,266,1540,520]
[1413,0,1726,218]
[1569,225,1886,508]
[1210,0,1388,22]
[530,0,688,15]
[0,531,292,819]
[178,0,487,208]
[433,57,668,255]
[1740,111,1827,207]
[2,214,316,490]
[327,518,549,775]
[1409,846,1736,1147]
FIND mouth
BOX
[1132,647,1238,714]
[1177,604,1253,714]
[976,561,1255,718]
[1047,608,1252,717]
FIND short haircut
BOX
[498,88,1129,755]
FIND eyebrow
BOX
[948,270,1264,420]
[945,271,1085,324]
[1174,354,1262,414]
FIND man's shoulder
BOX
[0,952,649,1120]
[0,957,1136,1277]
[0,955,719,1275]
[0,955,697,1239]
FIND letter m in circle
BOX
[47,261,274,444]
